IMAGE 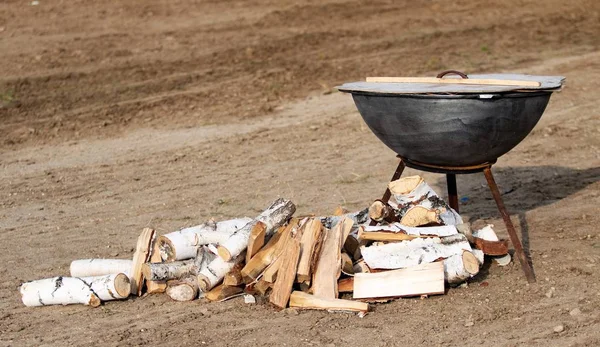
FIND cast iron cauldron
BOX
[338,71,558,167]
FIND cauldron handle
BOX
[436,70,468,79]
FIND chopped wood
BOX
[197,252,245,291]
[254,279,272,296]
[80,273,131,301]
[157,218,251,261]
[262,255,283,283]
[146,243,167,294]
[269,238,301,309]
[142,260,198,281]
[289,291,368,313]
[319,208,369,230]
[368,200,398,223]
[223,262,244,286]
[338,277,354,293]
[246,221,267,264]
[70,259,132,277]
[357,223,462,242]
[474,237,509,256]
[353,262,445,299]
[312,217,354,299]
[444,251,480,284]
[296,219,323,283]
[20,276,102,307]
[333,206,348,216]
[130,228,156,296]
[343,235,363,261]
[205,284,244,302]
[353,259,371,274]
[166,276,198,302]
[340,253,354,276]
[218,198,296,261]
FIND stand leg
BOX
[370,160,406,226]
[446,174,459,213]
[484,167,536,283]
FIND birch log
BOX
[145,243,167,294]
[197,252,245,291]
[361,234,474,270]
[70,259,132,277]
[388,175,462,226]
[217,198,296,261]
[443,252,480,284]
[157,218,251,261]
[80,273,131,300]
[166,276,199,302]
[357,223,462,242]
[20,277,101,307]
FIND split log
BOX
[353,262,445,299]
[157,218,251,261]
[166,276,198,302]
[20,277,101,307]
[443,251,480,284]
[70,259,132,278]
[130,228,156,295]
[338,277,354,293]
[262,255,283,283]
[223,262,245,286]
[289,291,368,313]
[218,198,296,261]
[80,273,131,301]
[312,217,354,299]
[269,238,301,309]
[343,235,363,261]
[254,279,272,296]
[368,200,398,223]
[146,243,167,294]
[197,252,245,291]
[361,234,474,270]
[241,219,298,283]
[357,223,462,242]
[333,206,348,216]
[353,259,371,274]
[340,253,354,276]
[319,208,369,231]
[246,222,267,263]
[473,224,509,256]
[296,219,323,283]
[387,175,462,226]
[206,284,244,302]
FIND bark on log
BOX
[146,243,167,294]
[289,291,368,313]
[443,251,480,284]
[361,234,474,270]
[197,252,245,291]
[20,277,101,307]
[157,218,251,262]
[166,276,199,302]
[368,200,399,223]
[319,208,369,231]
[473,224,510,256]
[80,273,131,301]
[217,198,296,261]
[388,175,462,226]
[130,228,156,295]
[70,259,132,278]
[358,223,462,242]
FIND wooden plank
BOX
[289,291,368,313]
[246,222,267,263]
[358,229,418,242]
[311,217,353,299]
[365,76,541,87]
[269,238,301,309]
[353,262,445,299]
[296,219,323,283]
[130,228,156,296]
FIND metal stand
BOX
[377,157,536,283]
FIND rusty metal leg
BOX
[370,159,406,226]
[446,174,459,213]
[483,167,536,283]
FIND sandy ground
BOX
[1,0,599,346]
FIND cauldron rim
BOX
[338,90,553,99]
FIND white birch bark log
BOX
[166,276,199,302]
[388,175,463,226]
[143,247,210,281]
[197,253,245,291]
[80,273,131,301]
[361,223,461,237]
[319,208,369,237]
[361,234,473,270]
[157,218,251,261]
[20,277,101,307]
[443,252,480,284]
[217,198,295,261]
[70,259,132,278]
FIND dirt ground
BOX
[1,0,599,346]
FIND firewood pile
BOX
[20,175,511,314]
